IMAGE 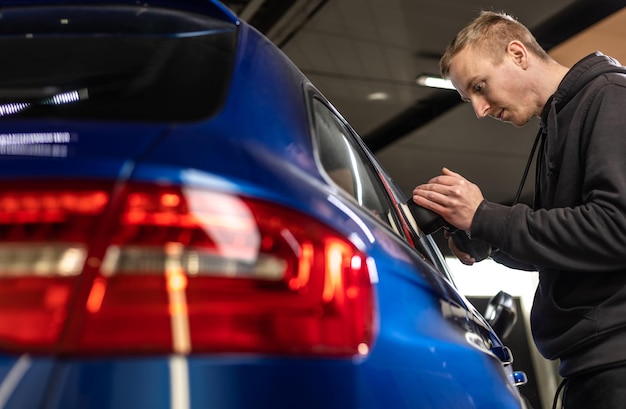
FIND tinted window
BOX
[0,6,237,122]
[311,95,457,283]
[312,97,399,229]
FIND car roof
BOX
[0,0,239,24]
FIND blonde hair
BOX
[439,11,551,78]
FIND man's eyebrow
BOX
[463,76,478,93]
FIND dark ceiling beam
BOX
[246,0,294,34]
[363,0,626,152]
[533,0,626,49]
[364,90,459,153]
[226,0,328,48]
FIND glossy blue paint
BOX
[0,1,528,408]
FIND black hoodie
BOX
[471,52,626,377]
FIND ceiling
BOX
[222,0,626,250]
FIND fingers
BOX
[411,174,459,209]
[411,168,483,232]
[412,178,455,200]
[415,168,467,196]
[426,171,461,186]
[448,236,475,265]
[430,167,462,183]
[410,189,449,217]
[441,167,460,177]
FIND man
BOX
[411,10,626,409]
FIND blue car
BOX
[0,1,528,408]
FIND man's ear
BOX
[507,41,528,69]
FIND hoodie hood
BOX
[552,52,626,113]
[535,52,626,207]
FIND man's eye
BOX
[474,82,484,93]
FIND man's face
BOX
[448,46,535,127]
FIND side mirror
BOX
[404,197,450,235]
[404,199,491,261]
[484,291,518,340]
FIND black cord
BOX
[551,378,567,409]
[513,129,543,205]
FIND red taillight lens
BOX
[0,183,375,356]
[0,185,110,349]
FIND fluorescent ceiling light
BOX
[367,92,389,101]
[415,74,456,90]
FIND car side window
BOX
[310,94,456,283]
[311,97,399,230]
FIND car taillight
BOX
[0,183,110,349]
[0,182,375,357]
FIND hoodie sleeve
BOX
[471,200,539,271]
[471,79,626,273]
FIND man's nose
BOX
[471,98,490,118]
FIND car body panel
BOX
[0,123,165,179]
[0,1,527,408]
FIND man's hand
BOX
[411,167,484,232]
[445,229,476,265]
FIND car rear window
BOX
[0,5,237,122]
